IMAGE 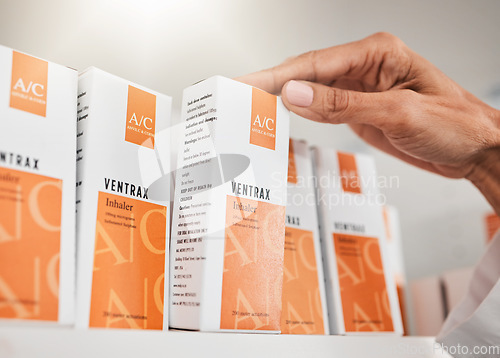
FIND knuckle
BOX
[370,32,406,48]
[323,88,350,122]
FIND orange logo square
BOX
[337,152,362,194]
[250,87,277,150]
[125,85,156,149]
[10,51,48,117]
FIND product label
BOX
[287,139,297,184]
[220,195,285,330]
[250,87,277,150]
[281,227,325,334]
[125,85,156,149]
[89,191,166,329]
[333,233,394,332]
[337,152,361,194]
[0,167,61,321]
[10,51,48,117]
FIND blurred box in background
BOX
[281,139,329,334]
[313,147,403,335]
[485,212,500,243]
[383,205,410,335]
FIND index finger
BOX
[235,32,410,95]
[235,37,372,94]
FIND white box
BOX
[410,276,446,336]
[281,139,329,334]
[312,147,403,335]
[484,212,500,243]
[0,45,77,325]
[75,68,171,329]
[441,266,474,312]
[169,76,290,333]
[383,205,409,334]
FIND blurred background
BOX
[0,0,498,283]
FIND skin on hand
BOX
[236,32,500,214]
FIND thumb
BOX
[281,80,402,129]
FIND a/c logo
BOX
[250,87,277,150]
[13,78,45,97]
[129,113,153,130]
[125,85,157,149]
[9,51,48,117]
[252,115,275,131]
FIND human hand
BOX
[236,32,500,182]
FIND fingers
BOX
[236,40,367,94]
[282,80,411,130]
[236,32,408,94]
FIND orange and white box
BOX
[75,68,171,329]
[312,147,403,335]
[383,205,409,334]
[410,276,445,336]
[484,212,500,243]
[281,139,329,334]
[169,76,290,333]
[0,45,77,325]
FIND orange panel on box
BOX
[281,226,325,334]
[485,213,500,243]
[125,85,156,149]
[89,191,166,329]
[220,195,285,330]
[337,152,361,194]
[333,233,394,332]
[10,51,48,117]
[287,139,297,184]
[396,282,409,335]
[250,87,277,150]
[0,167,61,321]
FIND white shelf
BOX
[0,327,452,358]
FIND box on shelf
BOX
[410,275,446,336]
[75,68,171,329]
[383,205,409,335]
[312,147,403,335]
[169,76,290,333]
[281,139,329,335]
[0,45,77,324]
[484,212,500,243]
[441,266,474,313]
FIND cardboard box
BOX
[281,139,329,334]
[169,76,290,332]
[312,147,403,335]
[383,205,409,334]
[75,68,171,329]
[411,276,446,336]
[0,45,77,324]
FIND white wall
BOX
[1,0,498,279]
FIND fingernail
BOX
[285,80,313,107]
